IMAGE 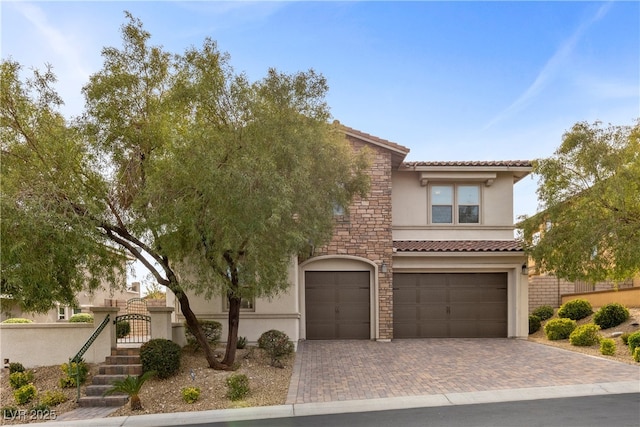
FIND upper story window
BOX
[430,184,480,224]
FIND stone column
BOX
[148,306,174,340]
[90,306,119,360]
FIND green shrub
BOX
[59,360,89,387]
[532,305,555,321]
[14,384,37,405]
[9,371,34,389]
[593,303,630,329]
[237,336,247,349]
[627,331,640,355]
[528,315,541,334]
[140,338,181,379]
[226,374,249,401]
[569,323,601,346]
[9,362,25,374]
[258,330,294,367]
[634,347,640,363]
[40,390,68,407]
[116,321,131,338]
[68,313,93,323]
[30,403,50,412]
[621,332,630,345]
[557,299,593,321]
[544,318,577,340]
[184,320,222,349]
[1,318,33,323]
[600,338,616,356]
[181,386,201,404]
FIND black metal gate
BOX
[114,298,151,344]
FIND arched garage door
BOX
[393,273,507,338]
[305,271,370,339]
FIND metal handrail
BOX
[71,314,110,363]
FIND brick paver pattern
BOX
[287,339,640,404]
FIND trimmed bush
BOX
[557,299,593,321]
[116,321,131,338]
[544,318,577,340]
[14,384,37,405]
[621,332,630,345]
[40,390,68,407]
[634,347,640,363]
[9,371,34,389]
[69,313,93,323]
[184,320,222,349]
[226,374,249,401]
[8,362,25,374]
[569,323,600,346]
[529,315,541,335]
[627,331,640,355]
[1,318,33,324]
[593,303,630,329]
[181,386,201,404]
[600,338,616,356]
[532,305,554,321]
[140,338,181,379]
[258,330,294,367]
[59,360,89,388]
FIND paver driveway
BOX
[286,339,640,404]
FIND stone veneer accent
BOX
[311,136,395,339]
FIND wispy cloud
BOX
[483,2,613,130]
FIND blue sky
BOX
[2,1,639,221]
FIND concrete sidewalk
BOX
[28,339,640,426]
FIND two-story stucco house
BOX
[176,125,533,341]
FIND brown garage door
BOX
[305,271,370,339]
[393,273,507,338]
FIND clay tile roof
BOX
[394,240,523,252]
[404,160,532,168]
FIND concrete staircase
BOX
[78,348,142,407]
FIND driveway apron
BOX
[286,339,640,404]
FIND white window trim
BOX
[428,183,482,225]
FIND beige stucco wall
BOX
[392,171,516,240]
[392,252,529,338]
[560,287,640,308]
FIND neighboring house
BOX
[0,281,141,323]
[177,125,533,341]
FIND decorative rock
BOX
[610,332,623,338]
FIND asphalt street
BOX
[198,393,640,427]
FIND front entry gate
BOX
[114,298,151,344]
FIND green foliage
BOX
[236,336,247,349]
[68,313,93,323]
[593,303,630,329]
[40,390,68,407]
[627,331,640,355]
[557,299,593,321]
[258,330,294,367]
[30,403,50,412]
[529,315,541,335]
[184,320,222,349]
[569,323,601,346]
[116,321,131,338]
[59,360,89,387]
[9,371,34,389]
[13,384,37,405]
[226,374,250,401]
[104,371,156,411]
[8,362,25,374]
[599,338,616,356]
[140,339,181,379]
[1,318,33,324]
[181,386,201,404]
[544,318,577,340]
[143,282,166,300]
[621,332,630,345]
[634,347,640,363]
[519,120,640,283]
[532,305,555,321]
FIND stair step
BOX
[91,374,129,385]
[78,396,129,407]
[99,364,142,375]
[105,355,140,365]
[111,347,141,356]
[84,384,127,396]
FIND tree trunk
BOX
[130,395,142,411]
[177,292,231,370]
[221,295,240,367]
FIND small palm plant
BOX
[103,371,156,411]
